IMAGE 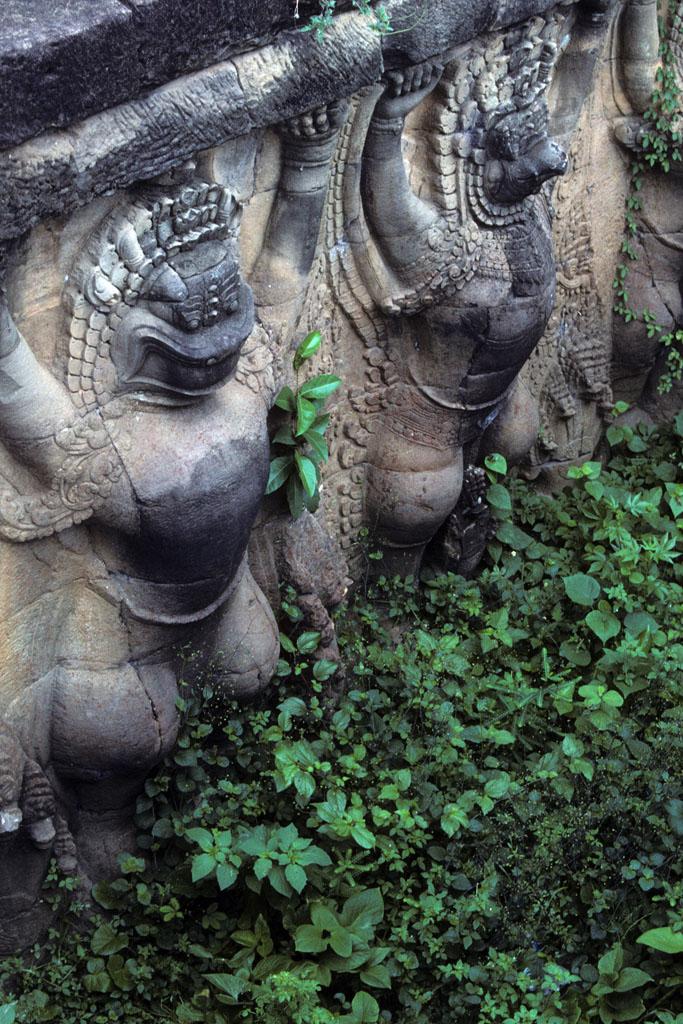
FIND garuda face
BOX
[112,239,255,397]
[67,168,255,407]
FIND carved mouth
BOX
[135,344,243,394]
[113,285,255,396]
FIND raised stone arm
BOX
[252,99,348,312]
[0,293,77,480]
[361,62,444,271]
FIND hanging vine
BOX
[613,0,683,393]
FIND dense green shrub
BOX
[1,413,682,1023]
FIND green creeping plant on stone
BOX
[297,0,392,42]
[1,416,682,1022]
[266,331,341,518]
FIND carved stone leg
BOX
[0,721,65,952]
[202,561,280,701]
[365,432,464,578]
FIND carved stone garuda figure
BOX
[0,160,282,949]
[320,9,570,575]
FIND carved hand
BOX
[373,61,443,121]
[280,99,348,144]
[0,291,21,359]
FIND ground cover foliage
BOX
[1,413,683,1023]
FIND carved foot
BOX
[613,116,648,152]
[425,466,498,578]
[0,721,58,852]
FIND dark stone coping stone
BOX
[0,0,357,150]
[0,0,591,245]
[1,0,574,152]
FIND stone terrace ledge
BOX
[0,0,577,246]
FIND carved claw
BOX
[461,465,488,511]
[54,815,78,876]
[613,115,648,153]
[0,721,58,852]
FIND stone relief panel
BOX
[0,159,283,948]
[2,0,669,950]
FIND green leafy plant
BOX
[266,331,341,518]
[1,417,682,1022]
[297,0,392,41]
[613,0,683,393]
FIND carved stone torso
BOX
[89,384,269,619]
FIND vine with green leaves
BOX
[613,0,683,393]
[296,0,392,41]
[266,332,341,518]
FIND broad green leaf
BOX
[598,944,624,978]
[191,853,216,883]
[285,863,307,893]
[484,774,510,799]
[216,863,238,891]
[637,927,683,954]
[562,735,585,758]
[299,845,332,867]
[107,954,135,992]
[559,640,592,666]
[311,413,331,433]
[360,964,392,989]
[329,926,353,958]
[91,923,128,956]
[497,521,534,550]
[295,395,318,436]
[484,452,507,475]
[488,483,512,512]
[286,474,305,519]
[613,967,653,991]
[299,373,342,401]
[293,330,322,369]
[271,425,297,446]
[304,429,329,463]
[297,631,321,653]
[0,1004,16,1024]
[266,455,293,495]
[84,971,111,993]
[351,823,376,849]
[274,386,296,412]
[624,611,659,636]
[441,803,468,837]
[204,974,248,999]
[185,827,214,853]
[343,888,384,927]
[586,609,621,643]
[563,573,600,607]
[313,658,338,681]
[295,450,318,497]
[295,924,327,953]
[350,991,380,1023]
